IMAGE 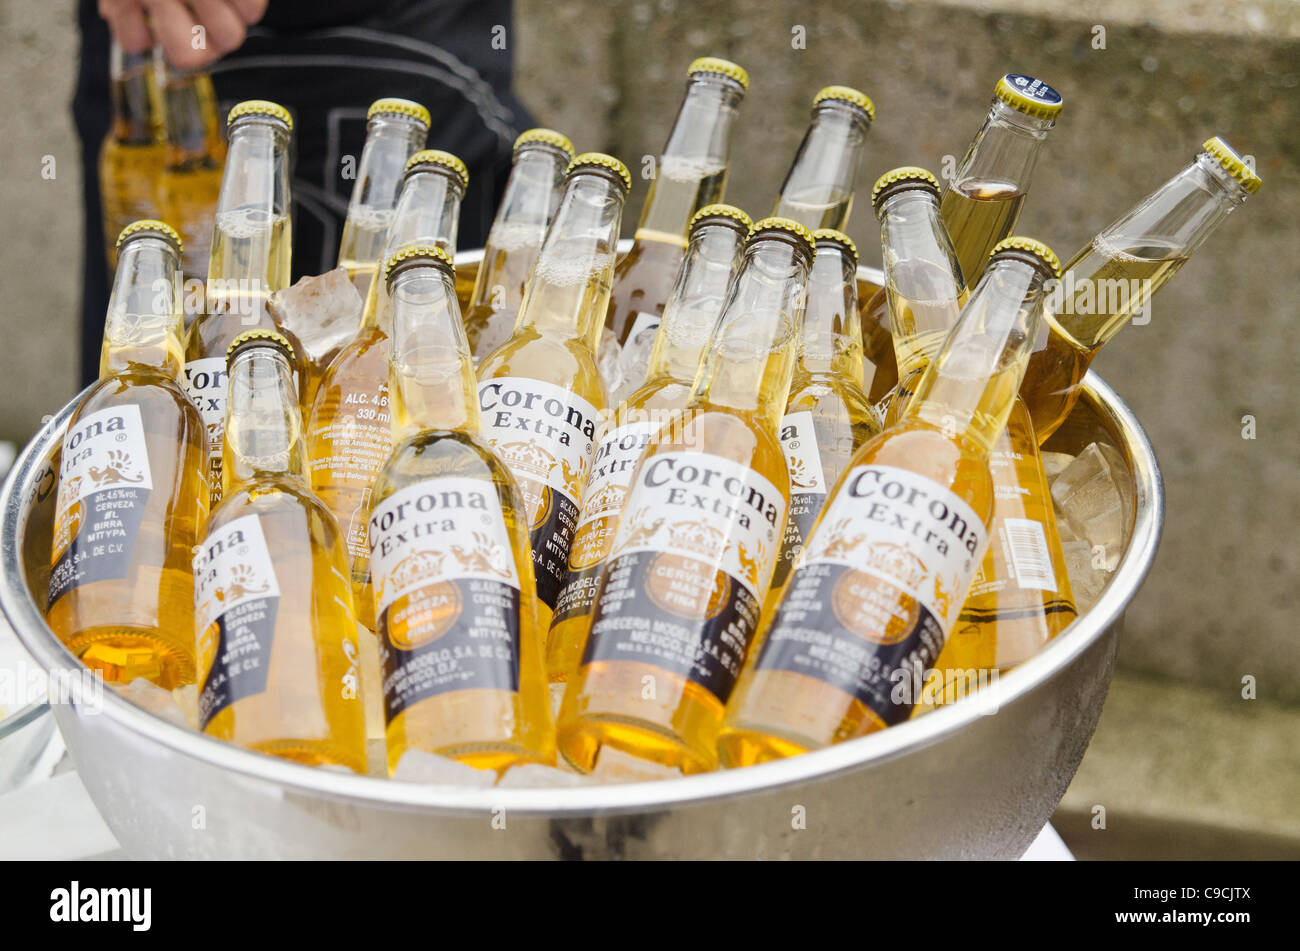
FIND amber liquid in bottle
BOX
[47,231,207,689]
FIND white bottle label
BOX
[774,410,828,589]
[182,357,227,502]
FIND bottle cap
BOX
[367,97,432,129]
[226,329,295,365]
[384,243,456,287]
[404,149,470,190]
[812,228,858,265]
[747,216,816,259]
[812,85,875,122]
[1201,136,1262,194]
[227,99,293,131]
[566,152,632,194]
[989,236,1061,279]
[116,219,182,253]
[689,203,754,234]
[688,57,749,91]
[871,166,941,213]
[994,74,1063,120]
[514,128,576,160]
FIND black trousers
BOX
[74,0,533,386]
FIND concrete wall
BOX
[2,0,1297,705]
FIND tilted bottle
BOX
[184,100,295,510]
[48,221,207,689]
[772,85,874,232]
[476,153,631,634]
[335,98,431,299]
[159,62,226,296]
[869,167,967,424]
[557,217,815,774]
[306,149,468,632]
[602,57,747,404]
[195,330,366,771]
[771,228,880,607]
[368,245,554,773]
[547,203,752,681]
[1022,136,1261,442]
[99,44,166,270]
[464,128,574,364]
[718,237,1060,766]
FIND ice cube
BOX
[268,268,363,376]
[596,326,624,397]
[590,747,684,784]
[366,737,388,777]
[171,684,199,729]
[1039,451,1075,486]
[391,750,497,787]
[549,682,566,720]
[497,763,591,788]
[113,677,192,729]
[357,624,385,741]
[1050,442,1133,572]
[1060,540,1109,614]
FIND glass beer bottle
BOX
[557,217,814,774]
[48,221,207,689]
[772,85,874,232]
[368,245,554,773]
[159,62,225,297]
[99,43,166,270]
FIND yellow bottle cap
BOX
[383,243,456,285]
[994,74,1063,120]
[566,152,632,194]
[116,218,182,253]
[1201,136,1262,194]
[812,228,858,265]
[688,57,749,91]
[689,203,754,234]
[870,166,941,210]
[404,149,470,190]
[812,85,875,122]
[226,329,295,364]
[747,216,816,257]
[989,236,1062,279]
[227,99,293,131]
[367,97,432,129]
[514,127,576,160]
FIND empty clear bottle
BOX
[772,85,874,232]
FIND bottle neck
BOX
[101,238,184,378]
[514,171,626,346]
[905,255,1050,455]
[108,45,162,146]
[643,221,747,386]
[469,143,568,309]
[773,101,870,232]
[798,247,863,385]
[635,74,743,242]
[879,188,967,375]
[337,115,429,271]
[692,235,811,431]
[161,68,222,169]
[389,266,479,439]
[1051,153,1249,351]
[222,348,307,493]
[949,99,1054,196]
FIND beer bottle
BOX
[771,228,880,605]
[602,58,747,403]
[99,44,166,270]
[306,149,468,631]
[336,98,432,299]
[719,237,1060,765]
[196,330,366,771]
[1022,136,1261,442]
[47,221,207,689]
[159,62,225,297]
[547,203,752,681]
[369,245,554,773]
[464,128,574,363]
[476,153,631,634]
[184,100,295,509]
[772,85,874,231]
[557,217,814,774]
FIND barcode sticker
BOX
[1003,517,1057,592]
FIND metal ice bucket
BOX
[0,254,1162,859]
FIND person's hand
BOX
[99,0,268,70]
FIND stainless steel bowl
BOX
[0,257,1162,858]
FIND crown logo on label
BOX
[668,520,726,561]
[585,482,626,515]
[494,441,557,481]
